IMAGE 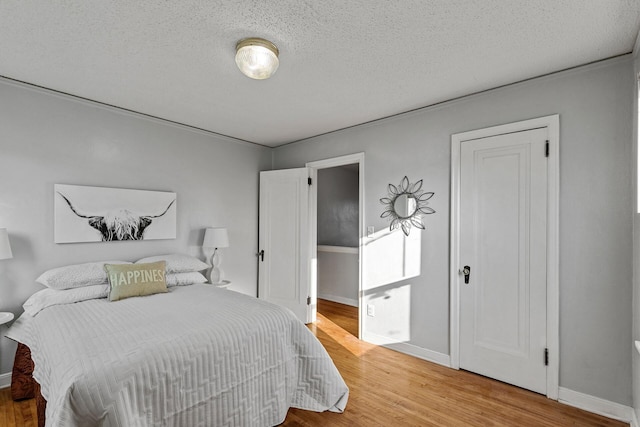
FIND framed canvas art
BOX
[54,184,177,243]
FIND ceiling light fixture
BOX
[235,37,279,80]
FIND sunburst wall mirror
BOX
[380,176,435,236]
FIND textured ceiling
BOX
[1,1,639,147]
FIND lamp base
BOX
[208,250,225,284]
[209,268,226,285]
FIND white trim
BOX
[317,245,358,254]
[450,136,461,370]
[546,115,561,400]
[306,153,365,337]
[632,410,639,427]
[0,372,11,389]
[307,166,318,324]
[317,294,359,307]
[361,332,451,367]
[450,115,560,400]
[306,153,365,169]
[633,28,640,58]
[558,387,633,423]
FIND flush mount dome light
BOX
[235,37,279,80]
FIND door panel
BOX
[459,128,547,394]
[258,168,310,323]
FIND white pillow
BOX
[136,254,210,273]
[23,285,109,316]
[36,261,131,290]
[165,271,208,287]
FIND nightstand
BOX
[212,280,231,289]
[0,312,14,325]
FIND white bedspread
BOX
[7,285,349,426]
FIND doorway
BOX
[450,115,559,399]
[315,164,360,337]
[307,153,364,338]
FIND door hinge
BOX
[308,177,312,185]
[545,140,549,157]
[307,296,311,305]
[544,348,549,366]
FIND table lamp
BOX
[202,227,229,285]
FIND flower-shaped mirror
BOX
[380,176,435,236]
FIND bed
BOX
[7,283,349,426]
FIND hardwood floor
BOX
[281,299,627,426]
[0,385,38,427]
[0,299,628,426]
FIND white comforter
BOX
[7,285,349,427]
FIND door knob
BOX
[462,266,471,284]
[257,250,264,262]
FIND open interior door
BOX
[258,168,313,323]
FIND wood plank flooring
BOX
[0,299,628,426]
[281,299,626,426]
[0,384,38,427]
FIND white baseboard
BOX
[0,372,11,389]
[631,409,639,427]
[317,294,358,307]
[558,387,633,423]
[361,332,451,368]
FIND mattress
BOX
[7,284,348,426]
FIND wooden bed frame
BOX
[11,343,46,427]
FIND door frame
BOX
[449,115,559,399]
[306,153,365,336]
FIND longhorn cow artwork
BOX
[54,184,177,243]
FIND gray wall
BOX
[317,250,359,305]
[0,79,271,375]
[317,166,359,247]
[317,165,359,305]
[633,52,640,423]
[274,57,634,405]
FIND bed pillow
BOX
[105,261,168,302]
[36,261,131,290]
[135,254,210,273]
[23,285,110,316]
[166,271,208,287]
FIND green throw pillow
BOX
[105,261,168,302]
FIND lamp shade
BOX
[203,227,229,249]
[0,229,13,260]
[235,38,279,80]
